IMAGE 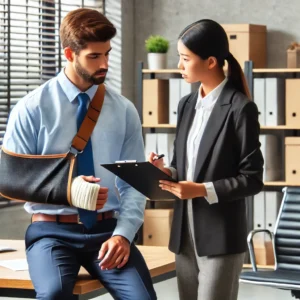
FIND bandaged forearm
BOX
[71,176,99,210]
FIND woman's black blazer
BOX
[169,81,264,257]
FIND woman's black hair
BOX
[179,19,251,98]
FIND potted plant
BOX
[145,35,169,70]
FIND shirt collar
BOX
[57,69,98,103]
[196,77,228,109]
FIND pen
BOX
[153,154,165,161]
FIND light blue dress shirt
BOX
[3,70,146,243]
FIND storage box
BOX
[254,240,275,265]
[143,209,173,246]
[286,79,300,126]
[143,79,169,126]
[285,137,300,184]
[221,24,267,68]
[287,44,300,68]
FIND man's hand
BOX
[98,235,130,270]
[159,180,207,200]
[81,175,108,210]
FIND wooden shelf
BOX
[142,68,300,74]
[143,124,176,128]
[143,124,300,130]
[264,181,286,186]
[142,69,180,74]
[253,68,300,73]
[264,181,300,187]
[261,125,300,130]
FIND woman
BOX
[149,19,264,300]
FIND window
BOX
[0,0,104,146]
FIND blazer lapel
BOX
[176,92,198,180]
[193,83,236,181]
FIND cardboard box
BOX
[221,24,267,68]
[143,79,169,126]
[254,239,275,265]
[143,209,173,246]
[285,137,300,184]
[287,44,300,68]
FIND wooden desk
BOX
[0,240,175,299]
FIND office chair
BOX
[240,187,300,299]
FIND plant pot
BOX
[147,53,167,70]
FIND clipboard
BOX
[101,161,177,200]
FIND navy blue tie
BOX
[76,93,97,229]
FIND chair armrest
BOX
[247,229,275,272]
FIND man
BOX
[3,8,156,300]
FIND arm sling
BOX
[0,84,105,206]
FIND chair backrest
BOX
[274,187,300,271]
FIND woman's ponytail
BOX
[226,53,251,99]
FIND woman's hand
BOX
[159,180,207,199]
[148,152,164,169]
[148,152,172,176]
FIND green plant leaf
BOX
[145,35,169,53]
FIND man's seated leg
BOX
[83,243,157,300]
[26,236,80,300]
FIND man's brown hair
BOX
[60,8,116,54]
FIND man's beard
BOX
[75,59,107,85]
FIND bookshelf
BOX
[137,63,300,190]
